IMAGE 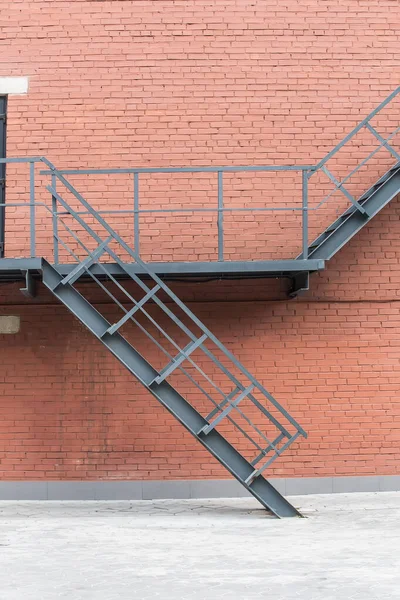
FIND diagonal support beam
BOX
[154,333,208,384]
[105,284,161,336]
[245,431,301,485]
[322,166,367,215]
[199,385,255,435]
[204,387,240,422]
[59,235,113,287]
[366,122,400,161]
[251,433,287,467]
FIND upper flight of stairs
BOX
[298,161,400,260]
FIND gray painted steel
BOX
[299,163,400,260]
[0,95,6,258]
[39,165,313,175]
[0,258,325,282]
[217,170,224,261]
[322,165,366,214]
[41,260,304,518]
[366,122,400,161]
[0,258,42,270]
[313,86,400,171]
[289,272,310,298]
[29,161,35,257]
[20,270,36,298]
[54,258,324,277]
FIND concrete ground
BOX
[0,492,399,600]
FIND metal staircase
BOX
[296,85,400,262]
[0,87,399,517]
[291,85,400,294]
[37,167,307,518]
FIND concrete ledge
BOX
[0,76,29,94]
[0,476,400,500]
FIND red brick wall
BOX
[1,264,400,481]
[2,0,399,261]
[0,0,399,481]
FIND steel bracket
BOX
[20,269,36,298]
[289,271,309,298]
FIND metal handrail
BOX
[308,87,400,216]
[0,157,312,261]
[312,86,400,172]
[314,125,400,210]
[39,165,312,174]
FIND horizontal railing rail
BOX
[39,165,313,174]
[1,157,313,262]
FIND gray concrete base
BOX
[0,475,399,500]
[2,494,400,599]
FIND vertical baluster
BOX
[29,161,36,257]
[217,170,223,261]
[134,171,140,258]
[302,170,308,259]
[51,173,59,264]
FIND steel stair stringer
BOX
[297,163,400,260]
[41,258,303,518]
[298,162,400,261]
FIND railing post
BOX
[0,97,6,259]
[51,172,59,264]
[134,172,140,258]
[217,170,224,261]
[302,170,308,259]
[29,161,36,257]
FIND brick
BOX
[0,0,399,482]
